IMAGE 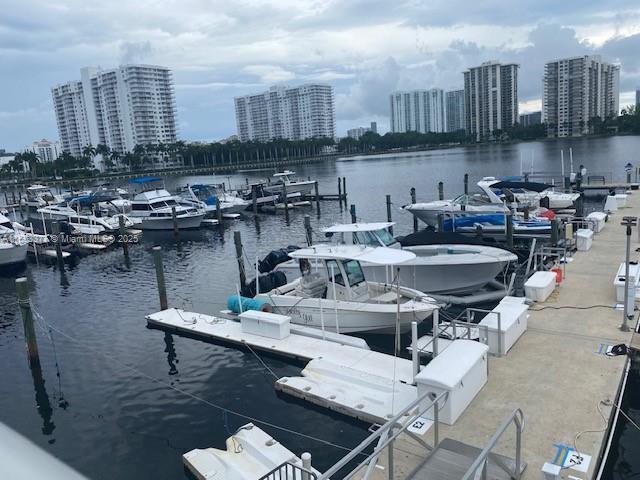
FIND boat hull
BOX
[404,204,506,227]
[264,181,315,196]
[138,214,205,230]
[0,242,28,266]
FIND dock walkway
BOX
[367,195,638,479]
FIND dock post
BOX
[550,219,559,246]
[438,181,444,201]
[523,172,529,182]
[411,321,419,380]
[301,452,312,480]
[171,206,179,236]
[152,246,168,310]
[621,217,637,331]
[432,309,439,358]
[251,185,258,214]
[234,231,247,288]
[437,214,445,232]
[16,277,40,365]
[349,204,356,223]
[342,177,347,205]
[282,183,289,222]
[476,224,483,239]
[575,193,584,217]
[118,215,129,257]
[386,195,393,235]
[337,178,342,205]
[216,198,223,224]
[410,187,418,233]
[506,211,514,248]
[50,221,64,269]
[304,215,312,246]
[314,181,320,213]
[523,206,530,220]
[464,173,469,195]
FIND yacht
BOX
[255,244,438,334]
[179,184,249,216]
[263,171,316,197]
[0,214,28,267]
[129,178,204,230]
[402,192,508,227]
[477,177,579,210]
[36,204,137,235]
[276,222,518,295]
[21,184,64,209]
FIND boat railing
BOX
[461,408,525,480]
[532,245,567,279]
[466,307,503,357]
[315,389,449,480]
[413,311,493,358]
[258,461,318,480]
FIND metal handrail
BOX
[317,390,449,480]
[461,408,525,480]
[467,308,503,357]
[258,461,317,480]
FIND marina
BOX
[1,136,640,479]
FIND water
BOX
[1,135,639,479]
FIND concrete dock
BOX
[366,197,638,479]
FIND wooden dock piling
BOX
[342,177,347,204]
[464,173,469,195]
[171,206,179,237]
[386,195,393,235]
[152,246,168,310]
[234,231,247,288]
[15,277,40,365]
[251,185,258,214]
[314,181,320,213]
[506,212,514,248]
[216,199,223,224]
[438,182,444,201]
[337,178,342,205]
[118,216,129,256]
[304,215,312,246]
[410,188,418,233]
[350,204,356,223]
[51,221,64,269]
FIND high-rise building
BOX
[635,89,640,108]
[389,88,447,134]
[543,55,619,137]
[463,61,519,141]
[52,64,178,168]
[519,111,542,127]
[234,84,335,142]
[445,90,465,132]
[25,139,61,162]
[347,127,370,140]
[370,121,377,134]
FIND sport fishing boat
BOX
[129,178,204,230]
[0,214,28,267]
[179,184,249,216]
[21,184,64,209]
[275,222,518,295]
[402,192,508,227]
[442,213,551,234]
[255,244,438,334]
[263,171,316,197]
[477,177,579,210]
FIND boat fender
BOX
[227,295,272,314]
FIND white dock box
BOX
[240,311,290,339]
[586,212,607,233]
[615,193,628,208]
[604,195,618,212]
[576,229,594,251]
[524,271,557,302]
[614,262,640,303]
[415,340,488,425]
[479,302,528,355]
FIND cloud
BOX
[120,41,153,64]
[242,65,296,84]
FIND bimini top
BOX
[289,244,415,265]
[273,170,295,177]
[322,222,395,233]
[490,180,553,193]
[129,177,162,184]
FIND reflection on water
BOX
[0,136,638,479]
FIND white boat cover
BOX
[289,245,415,265]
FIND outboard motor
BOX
[258,246,300,273]
[241,271,288,297]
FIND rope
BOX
[245,343,279,380]
[28,305,361,455]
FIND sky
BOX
[2,0,640,151]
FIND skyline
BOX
[2,1,640,151]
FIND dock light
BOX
[621,216,638,332]
[625,163,634,184]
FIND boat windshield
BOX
[342,259,365,286]
[353,228,396,247]
[374,228,396,246]
[452,193,493,206]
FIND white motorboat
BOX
[256,244,438,334]
[21,184,64,209]
[0,214,28,267]
[477,177,579,210]
[402,192,508,227]
[277,222,518,295]
[263,171,316,197]
[129,178,204,230]
[36,204,136,235]
[179,184,249,216]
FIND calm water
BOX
[1,135,639,479]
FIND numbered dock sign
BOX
[552,443,591,473]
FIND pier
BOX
[360,194,638,478]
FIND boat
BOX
[21,184,64,209]
[263,171,316,197]
[442,213,551,234]
[238,182,280,207]
[255,244,438,334]
[36,204,136,234]
[477,177,579,210]
[0,214,28,267]
[178,184,249,216]
[276,222,518,295]
[402,192,508,227]
[129,177,204,230]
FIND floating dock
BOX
[366,198,637,479]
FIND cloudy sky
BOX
[2,0,640,151]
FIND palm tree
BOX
[95,144,111,171]
[20,151,40,178]
[110,150,120,170]
[82,144,96,169]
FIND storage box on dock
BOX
[615,193,628,208]
[240,311,290,339]
[478,301,528,355]
[614,262,640,303]
[586,212,607,233]
[524,271,557,302]
[415,340,488,425]
[576,229,594,251]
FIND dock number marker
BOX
[552,444,591,473]
[407,417,432,435]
